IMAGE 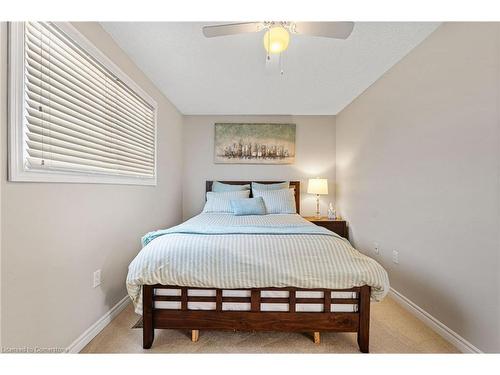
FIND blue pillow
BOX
[251,181,289,193]
[203,190,250,213]
[212,181,251,192]
[253,188,296,214]
[230,197,267,216]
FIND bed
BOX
[127,181,389,352]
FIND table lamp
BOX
[307,178,328,218]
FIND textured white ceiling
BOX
[101,22,440,115]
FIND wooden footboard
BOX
[142,285,371,353]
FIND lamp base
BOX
[315,195,321,219]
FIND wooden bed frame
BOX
[142,181,371,353]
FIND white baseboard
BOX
[388,288,482,353]
[66,295,131,353]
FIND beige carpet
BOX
[81,296,459,353]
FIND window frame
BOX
[8,22,158,186]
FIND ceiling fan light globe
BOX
[263,26,290,54]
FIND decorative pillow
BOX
[203,190,250,213]
[230,197,267,216]
[251,181,290,193]
[253,188,296,214]
[212,181,251,192]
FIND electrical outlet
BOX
[392,250,399,264]
[93,269,102,288]
[374,243,380,254]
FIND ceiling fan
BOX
[202,22,354,74]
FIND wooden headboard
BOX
[206,181,300,214]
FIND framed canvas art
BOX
[214,123,296,164]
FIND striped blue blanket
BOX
[141,213,342,246]
[128,213,390,314]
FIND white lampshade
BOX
[307,178,328,195]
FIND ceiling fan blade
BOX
[292,22,355,39]
[202,22,263,38]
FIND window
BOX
[8,22,157,185]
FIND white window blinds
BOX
[18,22,156,183]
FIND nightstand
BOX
[303,217,349,240]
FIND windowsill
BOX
[9,168,157,186]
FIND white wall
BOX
[0,22,184,349]
[336,23,500,352]
[182,115,336,219]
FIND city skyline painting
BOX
[214,123,296,164]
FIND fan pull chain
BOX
[267,28,271,61]
[279,51,284,75]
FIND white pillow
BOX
[253,188,296,214]
[203,190,250,213]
